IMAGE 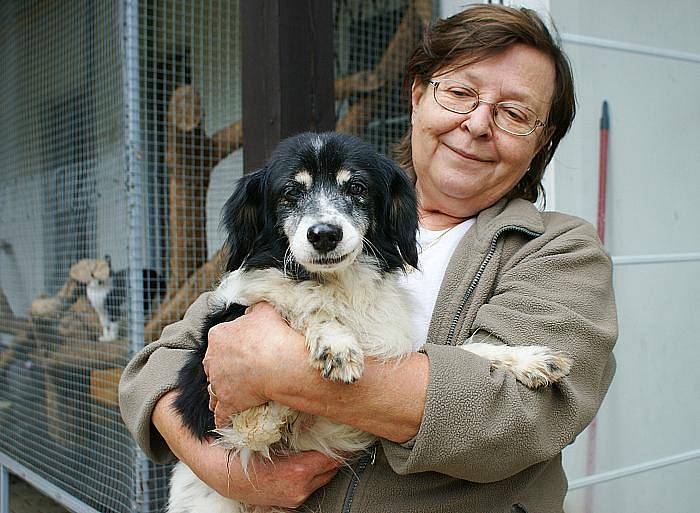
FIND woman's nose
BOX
[461,102,493,138]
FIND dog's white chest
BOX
[214,266,414,359]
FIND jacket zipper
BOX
[341,445,377,513]
[445,225,542,345]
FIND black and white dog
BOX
[167,132,571,513]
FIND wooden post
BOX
[240,0,335,173]
[164,85,242,295]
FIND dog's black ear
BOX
[221,168,268,271]
[385,159,419,269]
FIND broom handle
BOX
[586,100,609,513]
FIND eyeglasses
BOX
[429,79,545,136]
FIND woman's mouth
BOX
[443,143,492,163]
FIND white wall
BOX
[552,2,700,512]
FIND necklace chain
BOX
[405,224,458,273]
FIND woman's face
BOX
[411,44,555,221]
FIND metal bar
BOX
[569,449,700,490]
[561,33,700,64]
[612,253,700,266]
[123,0,144,365]
[0,453,101,513]
[122,1,150,511]
[0,464,8,513]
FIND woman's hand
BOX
[153,391,339,508]
[195,443,340,508]
[203,302,307,428]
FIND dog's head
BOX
[222,132,418,276]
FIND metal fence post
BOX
[0,465,9,513]
[122,0,151,511]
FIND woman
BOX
[119,5,617,513]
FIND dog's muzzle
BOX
[307,223,343,253]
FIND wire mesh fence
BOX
[0,0,430,511]
[334,0,430,153]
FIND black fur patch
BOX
[172,303,246,439]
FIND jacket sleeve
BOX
[118,291,214,463]
[381,221,618,482]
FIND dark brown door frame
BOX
[240,0,335,173]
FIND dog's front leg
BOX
[461,342,573,389]
[214,402,296,468]
[306,320,364,383]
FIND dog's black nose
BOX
[307,223,343,252]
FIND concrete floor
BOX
[8,475,70,513]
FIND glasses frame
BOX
[428,80,545,136]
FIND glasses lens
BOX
[434,80,478,114]
[494,103,538,135]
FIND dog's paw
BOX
[311,344,365,383]
[461,342,573,389]
[215,403,294,455]
[306,324,365,383]
[510,347,573,389]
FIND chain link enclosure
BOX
[0,1,430,511]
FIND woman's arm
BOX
[119,292,215,462]
[379,220,618,482]
[276,351,431,443]
[153,390,340,508]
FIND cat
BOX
[86,256,165,341]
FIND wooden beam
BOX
[240,0,334,173]
[164,85,242,294]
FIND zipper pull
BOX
[370,445,377,465]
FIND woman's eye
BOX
[348,182,366,196]
[504,107,527,122]
[447,88,473,98]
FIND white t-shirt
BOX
[398,218,475,350]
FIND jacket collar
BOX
[471,198,545,247]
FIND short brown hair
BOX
[395,4,576,203]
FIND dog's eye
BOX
[283,186,303,201]
[348,182,366,196]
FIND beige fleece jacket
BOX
[119,198,617,513]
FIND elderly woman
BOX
[120,5,616,513]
